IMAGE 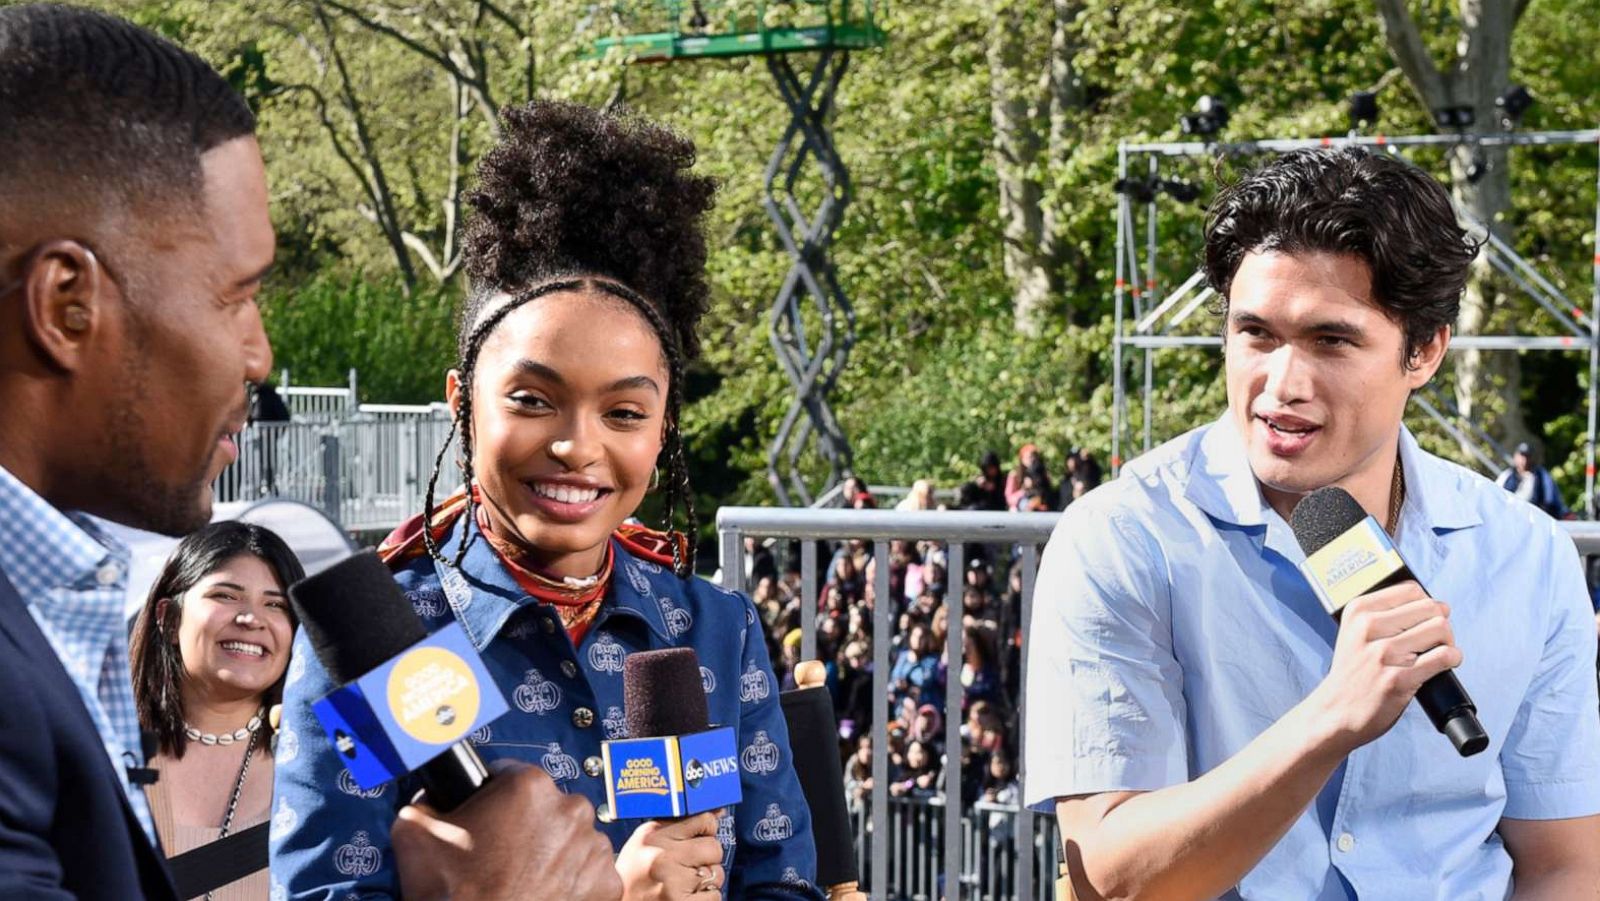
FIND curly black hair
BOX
[1204,147,1479,366]
[425,100,718,576]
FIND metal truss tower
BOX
[593,2,887,505]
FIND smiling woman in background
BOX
[129,521,303,900]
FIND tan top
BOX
[144,759,271,901]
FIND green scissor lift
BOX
[593,2,886,506]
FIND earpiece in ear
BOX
[62,304,90,332]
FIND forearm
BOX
[1510,864,1600,900]
[1065,699,1347,901]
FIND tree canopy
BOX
[90,0,1600,514]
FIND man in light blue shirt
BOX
[1025,148,1600,899]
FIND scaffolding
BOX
[1109,129,1600,515]
[594,2,888,506]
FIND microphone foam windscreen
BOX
[288,550,427,686]
[624,647,711,738]
[781,685,858,886]
[1289,486,1370,556]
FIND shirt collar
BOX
[0,462,127,595]
[1183,411,1483,535]
[438,514,674,652]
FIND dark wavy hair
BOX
[129,522,304,759]
[1203,147,1479,365]
[424,100,718,576]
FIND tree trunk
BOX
[1376,0,1531,454]
[987,1,1052,337]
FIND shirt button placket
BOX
[1336,832,1355,853]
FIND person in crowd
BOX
[1005,444,1055,512]
[910,703,943,747]
[841,475,870,507]
[247,381,292,496]
[830,552,866,602]
[272,101,821,899]
[962,700,1006,760]
[980,749,1021,842]
[1073,448,1103,492]
[1027,148,1600,898]
[129,522,303,899]
[960,625,1001,707]
[963,451,1008,512]
[890,739,941,799]
[1494,440,1568,519]
[896,479,937,511]
[835,640,875,739]
[843,735,875,817]
[890,623,944,710]
[744,534,778,585]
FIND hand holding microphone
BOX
[616,809,726,901]
[393,760,622,901]
[288,552,622,901]
[607,647,740,900]
[1308,580,1463,753]
[1292,487,1487,757]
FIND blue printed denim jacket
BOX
[269,514,822,900]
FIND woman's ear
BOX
[154,598,175,641]
[445,369,463,420]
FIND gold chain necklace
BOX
[1386,455,1405,536]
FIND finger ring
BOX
[698,880,717,893]
[696,865,711,880]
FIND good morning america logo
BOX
[615,756,672,796]
[684,754,738,788]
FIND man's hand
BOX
[1308,580,1464,754]
[392,761,622,901]
[616,810,726,901]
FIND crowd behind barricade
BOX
[745,445,1106,829]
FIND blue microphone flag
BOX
[309,621,510,790]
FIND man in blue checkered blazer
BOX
[0,6,273,898]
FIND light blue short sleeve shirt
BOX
[1023,415,1600,900]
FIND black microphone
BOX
[288,551,491,811]
[1290,486,1488,756]
[781,660,860,896]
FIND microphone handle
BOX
[1365,567,1489,757]
[417,742,492,812]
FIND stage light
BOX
[1496,85,1533,126]
[1465,151,1488,184]
[1180,95,1229,138]
[1113,177,1156,204]
[1348,91,1379,130]
[1433,105,1474,130]
[1158,179,1201,204]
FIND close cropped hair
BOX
[0,2,256,225]
[1202,147,1480,364]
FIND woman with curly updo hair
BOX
[271,101,821,901]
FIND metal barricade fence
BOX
[717,507,1600,901]
[844,797,1059,901]
[280,386,357,421]
[215,416,461,532]
[718,508,1058,901]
